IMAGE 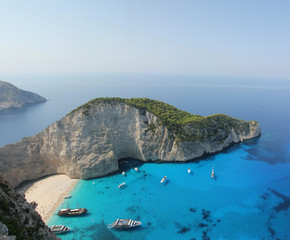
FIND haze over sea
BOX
[1,74,290,240]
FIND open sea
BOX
[0,73,289,240]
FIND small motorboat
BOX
[122,171,125,176]
[160,176,167,183]
[118,182,126,188]
[49,225,71,235]
[64,195,71,199]
[211,166,214,178]
[188,168,191,174]
[135,167,139,172]
[109,218,141,230]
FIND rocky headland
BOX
[0,175,60,239]
[0,98,261,188]
[0,81,46,111]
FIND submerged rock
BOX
[0,98,261,187]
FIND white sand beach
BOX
[19,175,78,222]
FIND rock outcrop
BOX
[0,176,60,240]
[0,98,261,187]
[0,81,46,111]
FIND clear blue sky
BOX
[0,0,289,80]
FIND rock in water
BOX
[0,98,261,187]
[0,81,46,111]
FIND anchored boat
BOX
[211,166,214,178]
[58,207,87,216]
[160,176,167,183]
[49,225,71,234]
[109,218,141,229]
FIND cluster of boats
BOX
[51,210,140,234]
[50,165,215,235]
[49,203,89,234]
[120,166,215,187]
[51,199,141,234]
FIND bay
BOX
[0,73,289,239]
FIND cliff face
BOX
[0,99,261,187]
[0,176,59,240]
[0,81,46,111]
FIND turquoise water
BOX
[47,139,290,240]
[0,74,289,239]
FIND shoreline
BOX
[18,174,78,223]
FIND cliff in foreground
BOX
[0,175,59,239]
[0,81,46,111]
[0,98,261,187]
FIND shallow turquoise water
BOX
[47,138,290,240]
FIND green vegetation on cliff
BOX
[0,177,53,240]
[69,97,258,142]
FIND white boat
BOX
[64,195,71,199]
[135,167,139,172]
[49,225,71,234]
[211,166,214,178]
[109,218,141,229]
[160,176,167,183]
[58,207,87,216]
[118,182,126,188]
[122,171,125,175]
[188,168,191,173]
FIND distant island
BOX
[0,97,261,187]
[0,81,46,111]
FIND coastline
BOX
[18,175,78,223]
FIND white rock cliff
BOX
[0,100,260,187]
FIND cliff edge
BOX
[0,98,261,187]
[0,81,46,111]
[0,175,59,239]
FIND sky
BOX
[0,0,290,80]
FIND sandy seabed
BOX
[18,175,78,223]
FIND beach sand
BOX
[18,175,78,222]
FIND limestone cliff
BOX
[0,176,60,240]
[0,98,260,187]
[0,81,46,111]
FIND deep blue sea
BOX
[0,73,289,240]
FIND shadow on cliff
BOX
[104,137,262,180]
[118,158,144,172]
